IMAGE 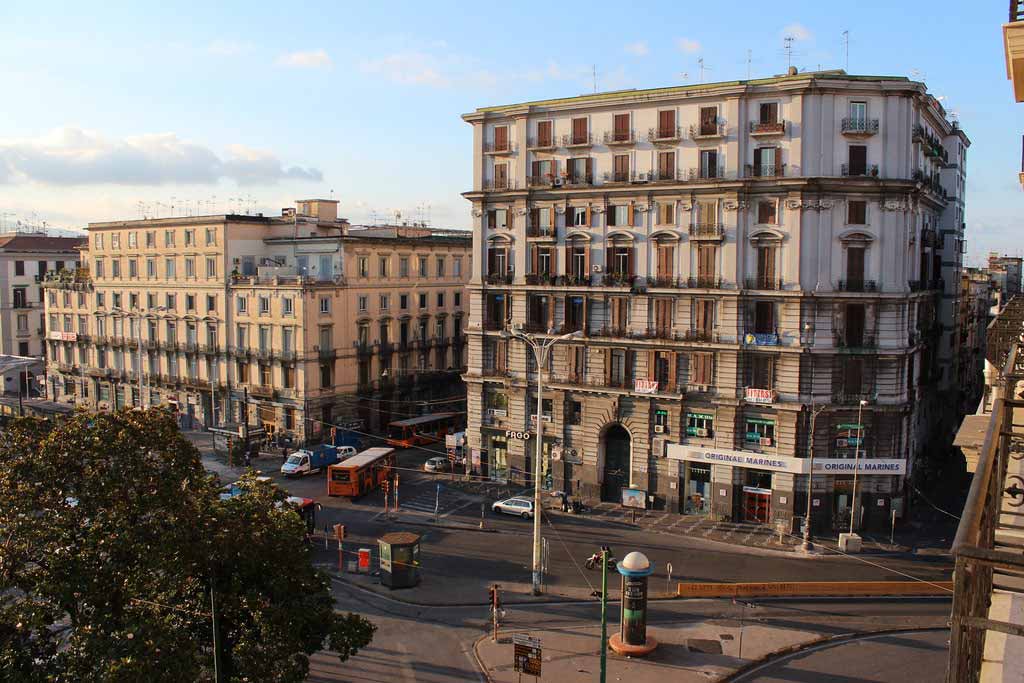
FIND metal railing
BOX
[689,224,725,239]
[561,133,593,147]
[948,339,1024,682]
[604,130,636,145]
[746,163,786,178]
[744,277,784,291]
[483,140,517,154]
[837,279,878,292]
[841,163,879,177]
[690,123,726,138]
[841,118,879,135]
[527,136,556,150]
[647,126,683,142]
[749,120,786,134]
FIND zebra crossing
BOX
[390,484,476,518]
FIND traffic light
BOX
[489,584,501,608]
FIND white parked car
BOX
[424,456,452,473]
[492,497,534,519]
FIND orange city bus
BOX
[385,412,461,448]
[327,447,396,498]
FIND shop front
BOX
[742,469,774,523]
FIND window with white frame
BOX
[319,297,330,314]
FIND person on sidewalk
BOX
[560,491,569,513]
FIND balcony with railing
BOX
[687,276,724,289]
[485,271,514,286]
[527,174,556,188]
[647,126,683,144]
[483,140,517,155]
[647,275,687,289]
[744,276,784,291]
[526,224,556,239]
[602,171,632,185]
[652,167,680,182]
[318,347,337,360]
[483,318,507,332]
[561,132,593,148]
[690,123,726,139]
[600,272,634,288]
[563,173,593,188]
[525,272,558,286]
[948,334,1024,682]
[836,279,878,293]
[841,118,879,136]
[527,136,557,151]
[483,178,518,191]
[841,163,879,178]
[682,328,719,343]
[589,326,629,339]
[687,166,726,181]
[834,333,877,351]
[749,120,786,136]
[745,163,786,179]
[603,130,636,146]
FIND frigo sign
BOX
[505,430,533,441]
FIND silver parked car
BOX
[492,497,534,519]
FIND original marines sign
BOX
[667,445,907,476]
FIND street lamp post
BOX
[504,326,583,595]
[849,399,869,535]
[801,322,825,553]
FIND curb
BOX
[386,517,502,534]
[720,625,950,682]
[472,633,496,683]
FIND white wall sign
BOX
[812,459,906,475]
[633,379,659,394]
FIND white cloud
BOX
[276,49,332,68]
[781,23,812,41]
[359,51,452,86]
[0,127,322,186]
[676,38,701,54]
[624,41,649,57]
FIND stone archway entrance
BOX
[601,424,631,503]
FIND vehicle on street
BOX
[327,447,396,498]
[386,413,463,448]
[585,551,618,571]
[492,497,534,519]
[424,456,451,473]
[281,445,356,477]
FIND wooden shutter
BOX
[487,248,497,275]
[564,244,572,276]
[488,211,496,230]
[538,120,552,146]
[584,244,591,275]
[573,117,587,141]
[530,245,539,274]
[753,147,763,174]
[608,206,617,227]
[626,246,635,276]
[647,350,657,380]
[532,160,541,179]
[585,157,593,182]
[847,247,865,283]
[604,348,612,385]
[585,204,591,227]
[530,208,539,231]
[566,345,577,378]
[849,145,867,173]
[625,350,635,382]
[614,113,629,138]
[698,245,715,280]
[628,201,635,226]
[495,125,508,150]
[659,110,675,135]
[496,339,507,371]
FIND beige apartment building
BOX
[43,200,470,441]
[463,69,968,533]
[0,234,85,361]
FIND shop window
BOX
[744,419,775,446]
[686,412,714,438]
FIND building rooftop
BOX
[0,234,87,253]
[467,70,922,116]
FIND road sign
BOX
[512,634,542,676]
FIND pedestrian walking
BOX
[560,491,569,512]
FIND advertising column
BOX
[608,551,658,657]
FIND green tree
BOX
[0,408,374,682]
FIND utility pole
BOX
[599,548,609,683]
[850,399,868,534]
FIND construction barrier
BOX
[676,580,953,598]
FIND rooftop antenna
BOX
[784,37,795,71]
[678,71,689,83]
[842,30,849,71]
[746,49,752,79]
[697,57,711,83]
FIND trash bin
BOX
[357,547,372,573]
[378,532,421,589]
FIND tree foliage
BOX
[0,408,374,682]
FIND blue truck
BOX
[280,444,356,477]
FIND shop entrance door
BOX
[742,486,771,524]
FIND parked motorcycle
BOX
[584,550,617,571]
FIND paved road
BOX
[309,592,952,683]
[728,628,950,683]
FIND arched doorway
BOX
[601,424,631,502]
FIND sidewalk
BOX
[474,617,949,683]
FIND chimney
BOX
[787,66,798,76]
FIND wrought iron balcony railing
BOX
[647,126,683,143]
[841,118,879,135]
[836,279,878,293]
[603,130,636,145]
[841,163,879,177]
[749,120,786,135]
[744,277,784,291]
[561,133,593,147]
[746,163,786,178]
[690,123,726,138]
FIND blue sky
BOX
[0,1,1018,265]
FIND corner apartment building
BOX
[0,234,86,359]
[462,69,968,533]
[42,200,470,441]
[986,253,1022,311]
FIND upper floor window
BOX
[419,256,428,277]
[184,229,195,247]
[570,117,589,145]
[358,295,367,312]
[436,257,445,278]
[759,102,779,124]
[454,257,463,278]
[319,297,330,314]
[757,200,777,225]
[849,101,867,123]
[535,120,553,147]
[357,256,369,278]
[847,200,867,225]
[164,230,175,248]
[111,233,120,250]
[399,257,409,277]
[127,231,137,248]
[487,209,508,230]
[145,231,155,248]
[205,228,217,246]
[379,256,389,278]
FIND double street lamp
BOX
[501,325,583,595]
